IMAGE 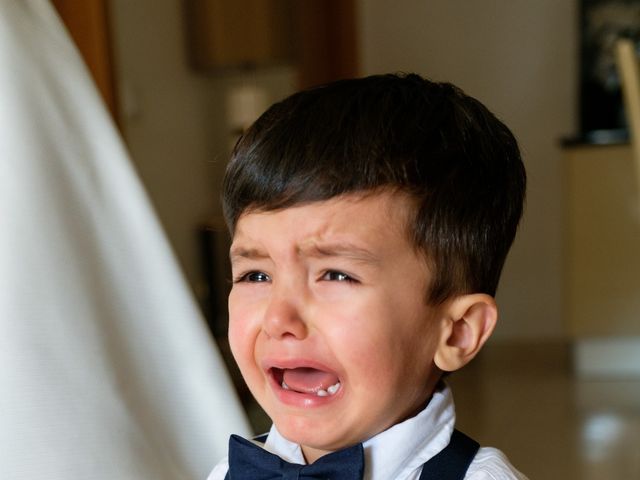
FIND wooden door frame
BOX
[51,0,119,122]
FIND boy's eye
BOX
[321,270,355,282]
[237,271,271,283]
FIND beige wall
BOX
[109,0,295,296]
[358,0,579,339]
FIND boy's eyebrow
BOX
[229,246,269,262]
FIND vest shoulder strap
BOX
[418,429,480,480]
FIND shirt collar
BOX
[263,383,456,480]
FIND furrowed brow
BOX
[301,242,379,264]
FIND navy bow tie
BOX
[226,434,364,480]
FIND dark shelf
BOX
[561,128,630,147]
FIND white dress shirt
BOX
[208,384,527,479]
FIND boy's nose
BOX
[262,285,308,340]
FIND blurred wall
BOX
[358,0,579,339]
[109,0,295,296]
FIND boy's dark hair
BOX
[223,73,526,304]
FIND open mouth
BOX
[270,367,342,397]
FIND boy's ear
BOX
[433,294,497,372]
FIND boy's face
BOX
[228,191,446,461]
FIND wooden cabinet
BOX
[183,0,358,88]
[184,0,296,69]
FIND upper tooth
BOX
[316,389,328,397]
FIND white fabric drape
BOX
[0,0,250,478]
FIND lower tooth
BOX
[327,382,341,395]
[282,381,290,390]
[315,382,341,397]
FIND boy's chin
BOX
[273,416,362,455]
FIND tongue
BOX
[282,367,339,394]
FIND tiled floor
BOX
[449,341,640,479]
[240,341,640,479]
